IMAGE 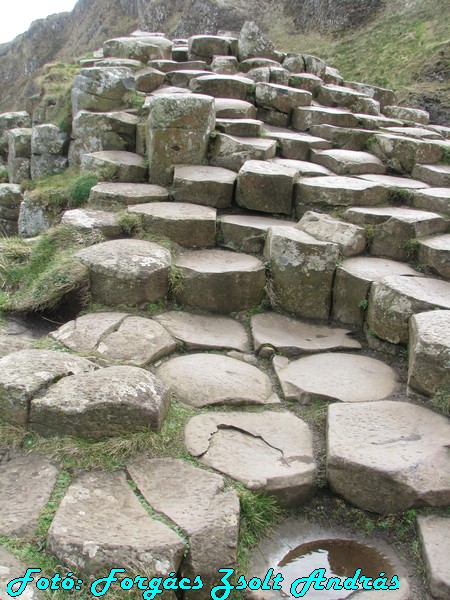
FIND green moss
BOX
[388,187,415,206]
[431,387,450,416]
[0,166,8,183]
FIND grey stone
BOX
[17,191,59,237]
[81,150,147,182]
[47,471,185,576]
[418,515,450,600]
[240,58,281,72]
[7,128,32,182]
[50,312,130,352]
[103,36,172,62]
[408,310,450,398]
[185,411,316,506]
[189,74,254,100]
[312,149,386,175]
[214,98,257,119]
[89,182,169,208]
[0,183,22,230]
[264,226,339,320]
[255,83,311,114]
[310,123,378,151]
[236,159,295,214]
[263,127,331,160]
[412,163,450,187]
[71,67,135,116]
[209,134,276,171]
[383,105,429,124]
[238,21,277,62]
[127,457,239,598]
[292,106,359,131]
[356,173,430,189]
[318,84,380,115]
[0,334,33,358]
[327,401,450,514]
[61,209,121,238]
[154,311,249,352]
[147,93,215,185]
[172,165,236,209]
[165,69,210,88]
[251,312,361,356]
[220,214,296,254]
[157,353,279,408]
[75,239,172,306]
[0,546,42,600]
[323,65,344,85]
[135,67,165,92]
[297,211,367,257]
[302,54,326,77]
[128,202,217,248]
[32,124,66,155]
[30,366,170,439]
[0,350,96,425]
[413,187,450,216]
[344,80,396,109]
[0,452,59,538]
[367,275,450,344]
[174,249,266,313]
[274,352,398,404]
[256,107,289,128]
[382,126,443,140]
[31,154,67,179]
[215,118,263,137]
[289,72,323,95]
[211,55,239,74]
[270,157,332,177]
[94,58,144,71]
[368,133,443,174]
[418,234,450,279]
[0,111,31,159]
[282,54,305,73]
[188,35,233,62]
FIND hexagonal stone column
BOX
[236,160,295,215]
[173,165,237,208]
[408,310,450,398]
[147,93,215,185]
[264,226,339,320]
[418,515,450,600]
[174,249,266,313]
[75,239,172,306]
[418,234,450,279]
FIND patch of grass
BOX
[168,265,183,297]
[32,62,80,131]
[68,173,98,207]
[358,299,369,310]
[116,211,143,237]
[0,165,8,183]
[364,224,375,250]
[124,90,146,115]
[440,147,450,165]
[404,237,420,261]
[388,187,415,206]
[430,387,450,416]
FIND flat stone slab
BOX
[75,239,172,306]
[236,159,295,215]
[61,209,121,238]
[327,401,450,514]
[89,182,169,207]
[255,82,312,113]
[367,275,450,344]
[50,311,130,352]
[368,133,443,174]
[356,173,430,189]
[214,98,257,119]
[127,457,239,594]
[81,150,147,182]
[0,333,33,358]
[220,214,296,254]
[173,165,236,208]
[418,515,450,600]
[47,471,185,577]
[312,149,386,175]
[0,451,59,538]
[156,353,280,408]
[185,411,316,506]
[413,187,450,216]
[263,127,331,161]
[292,106,359,131]
[154,311,249,351]
[209,134,277,172]
[215,118,263,137]
[297,210,367,257]
[30,365,170,440]
[174,249,266,313]
[408,310,450,398]
[412,163,450,187]
[190,74,254,100]
[129,202,217,248]
[271,157,333,177]
[251,312,361,356]
[0,546,42,600]
[274,352,398,403]
[418,234,450,279]
[0,350,96,425]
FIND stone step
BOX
[128,202,217,248]
[219,214,296,254]
[383,105,429,124]
[255,82,312,115]
[214,98,257,119]
[311,148,386,175]
[215,118,263,137]
[317,84,380,115]
[89,181,169,208]
[209,133,277,171]
[294,176,389,216]
[185,411,316,506]
[418,234,450,279]
[72,67,135,116]
[103,35,173,62]
[75,239,172,306]
[408,310,450,398]
[0,547,42,600]
[343,206,448,261]
[367,133,443,174]
[332,256,422,328]
[172,164,237,208]
[297,210,367,256]
[273,352,398,403]
[327,401,450,514]
[156,353,280,407]
[135,67,165,92]
[235,159,295,215]
[367,274,450,344]
[381,126,444,140]
[165,69,210,87]
[81,150,147,182]
[263,125,331,160]
[288,72,323,95]
[94,57,143,71]
[61,208,122,238]
[354,112,404,129]
[270,157,332,177]
[189,74,254,99]
[344,80,396,109]
[310,123,377,151]
[174,248,266,313]
[148,59,209,72]
[411,163,450,187]
[0,183,22,236]
[418,515,450,600]
[239,58,282,72]
[413,187,450,216]
[188,34,237,63]
[47,471,186,577]
[292,106,360,131]
[211,55,239,74]
[355,173,430,190]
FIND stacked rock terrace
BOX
[0,23,449,599]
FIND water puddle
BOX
[277,539,394,599]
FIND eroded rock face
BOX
[238,21,277,62]
[185,411,316,505]
[297,211,366,257]
[71,67,135,116]
[327,401,450,514]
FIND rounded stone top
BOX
[339,256,420,280]
[75,239,172,273]
[299,176,382,190]
[379,275,450,308]
[175,248,263,273]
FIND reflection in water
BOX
[277,539,394,599]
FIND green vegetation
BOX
[0,165,8,183]
[440,147,450,165]
[404,238,421,261]
[358,299,369,310]
[68,172,99,207]
[388,187,415,206]
[431,387,450,416]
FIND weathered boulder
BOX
[356,172,430,189]
[127,457,240,599]
[255,83,311,114]
[0,350,96,425]
[135,67,165,92]
[71,67,135,116]
[368,133,443,173]
[367,275,450,344]
[264,128,331,161]
[47,471,185,577]
[173,165,236,208]
[147,93,215,185]
[344,80,396,109]
[31,123,67,178]
[383,105,429,124]
[30,366,170,439]
[237,21,277,62]
[50,311,130,352]
[214,98,257,119]
[408,310,450,398]
[273,353,398,403]
[251,312,361,356]
[327,401,450,513]
[188,35,235,62]
[412,163,450,187]
[311,149,385,175]
[292,106,359,131]
[310,123,377,151]
[240,58,281,72]
[289,72,323,95]
[236,159,295,214]
[297,211,366,257]
[189,74,254,100]
[318,84,380,115]
[75,239,172,306]
[185,411,316,506]
[103,36,173,62]
[418,515,450,600]
[418,234,450,279]
[0,111,31,160]
[302,54,327,77]
[220,214,295,254]
[216,118,263,137]
[81,150,147,182]
[156,353,280,408]
[209,133,276,172]
[271,157,332,177]
[174,249,266,313]
[0,452,59,538]
[165,69,211,88]
[89,182,168,208]
[264,226,339,319]
[211,55,239,74]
